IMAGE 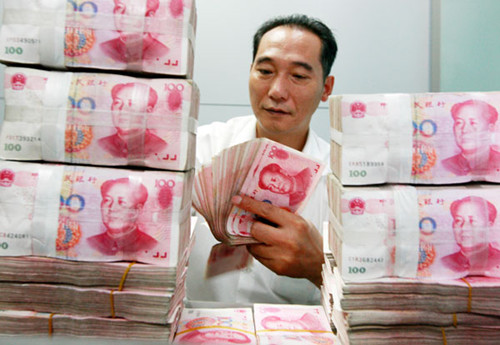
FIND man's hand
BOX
[231,195,324,288]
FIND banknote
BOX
[205,242,253,278]
[173,307,257,344]
[193,138,325,245]
[327,173,500,281]
[0,160,193,266]
[0,0,196,77]
[330,92,500,185]
[254,304,336,345]
[0,65,199,170]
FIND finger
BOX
[231,195,294,226]
[250,219,283,245]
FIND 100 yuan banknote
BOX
[0,160,193,266]
[0,0,196,77]
[0,65,199,170]
[254,304,335,345]
[328,174,500,281]
[173,307,257,345]
[227,139,325,238]
[330,92,500,184]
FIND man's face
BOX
[249,26,333,141]
[453,104,492,153]
[111,85,150,136]
[452,200,490,251]
[101,183,141,235]
[261,169,292,194]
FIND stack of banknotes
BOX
[0,1,199,340]
[325,91,500,344]
[172,304,337,344]
[0,0,197,77]
[0,64,199,170]
[192,138,325,245]
[0,160,195,340]
[322,258,500,345]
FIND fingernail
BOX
[231,195,242,204]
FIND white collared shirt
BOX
[186,115,330,307]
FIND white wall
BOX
[193,0,431,141]
[439,0,500,92]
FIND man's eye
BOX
[293,74,307,79]
[258,69,272,75]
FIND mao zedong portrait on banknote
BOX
[258,163,312,207]
[176,329,252,344]
[441,196,500,275]
[87,177,157,255]
[99,0,170,64]
[442,100,500,176]
[98,82,167,158]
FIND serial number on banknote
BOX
[6,37,41,44]
[347,256,385,264]
[348,161,384,167]
[5,135,40,142]
[0,232,29,239]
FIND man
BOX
[98,82,167,159]
[441,99,500,176]
[440,195,500,276]
[100,0,170,64]
[187,14,336,305]
[87,177,157,255]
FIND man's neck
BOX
[255,125,309,152]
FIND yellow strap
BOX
[452,313,458,328]
[460,277,472,312]
[441,327,447,345]
[48,313,55,336]
[118,262,136,291]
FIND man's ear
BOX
[321,76,335,102]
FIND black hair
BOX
[252,14,338,80]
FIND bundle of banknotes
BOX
[327,173,500,281]
[172,304,337,345]
[329,92,500,185]
[0,0,196,77]
[321,257,500,345]
[192,138,325,245]
[0,310,173,340]
[0,64,199,171]
[0,160,194,266]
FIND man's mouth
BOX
[265,107,290,115]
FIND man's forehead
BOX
[256,26,322,65]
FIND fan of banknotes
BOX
[193,138,325,245]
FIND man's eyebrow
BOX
[254,57,313,71]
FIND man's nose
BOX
[268,75,288,101]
